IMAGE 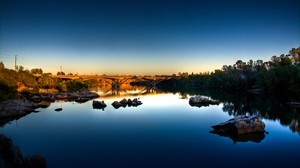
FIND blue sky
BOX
[0,0,299,75]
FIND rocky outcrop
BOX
[128,98,143,107]
[29,93,55,103]
[189,95,220,107]
[111,101,126,109]
[0,134,47,168]
[54,89,99,101]
[0,100,38,118]
[210,115,266,135]
[92,100,107,109]
[25,89,99,103]
[111,98,142,109]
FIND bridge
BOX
[51,75,176,89]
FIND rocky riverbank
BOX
[0,89,100,119]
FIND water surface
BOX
[1,91,299,168]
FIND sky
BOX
[0,0,299,75]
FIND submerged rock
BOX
[210,115,266,135]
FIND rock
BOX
[127,99,133,106]
[75,97,90,103]
[210,115,266,135]
[112,101,125,109]
[111,98,143,109]
[0,100,37,118]
[28,155,47,168]
[30,95,42,103]
[36,101,51,108]
[132,98,142,106]
[54,90,99,102]
[55,93,69,99]
[119,98,128,105]
[92,100,107,109]
[54,108,63,111]
[189,95,219,107]
[0,134,47,168]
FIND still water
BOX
[1,89,300,168]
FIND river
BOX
[1,87,299,168]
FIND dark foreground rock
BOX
[92,100,107,109]
[189,95,220,107]
[210,115,266,135]
[112,98,142,109]
[0,134,47,168]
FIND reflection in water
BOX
[210,131,266,143]
[92,85,161,98]
[180,88,300,135]
[1,87,299,167]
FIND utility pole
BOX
[15,55,18,71]
[60,65,62,73]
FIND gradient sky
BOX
[0,0,299,75]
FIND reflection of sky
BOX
[1,0,299,75]
[1,92,300,167]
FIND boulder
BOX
[111,98,142,109]
[54,90,99,101]
[210,115,266,135]
[54,108,63,111]
[92,100,107,109]
[132,98,142,106]
[36,101,51,108]
[111,101,125,109]
[119,98,128,105]
[30,95,42,103]
[189,95,219,107]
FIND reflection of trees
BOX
[97,86,164,98]
[219,93,300,135]
[211,131,266,143]
[166,88,300,135]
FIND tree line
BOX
[158,47,300,97]
[0,62,98,101]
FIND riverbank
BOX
[0,89,100,120]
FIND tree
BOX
[31,68,43,74]
[57,71,65,75]
[0,62,4,70]
[18,66,25,72]
[289,47,300,63]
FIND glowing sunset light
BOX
[0,0,299,75]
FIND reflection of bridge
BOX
[51,75,175,89]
